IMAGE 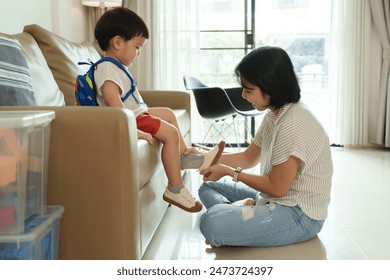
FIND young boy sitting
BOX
[93,7,224,212]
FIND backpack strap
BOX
[79,57,142,103]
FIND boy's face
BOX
[115,35,147,67]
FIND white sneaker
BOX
[199,141,225,174]
[163,187,203,213]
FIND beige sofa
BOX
[0,25,191,259]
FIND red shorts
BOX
[136,112,161,136]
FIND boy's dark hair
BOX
[235,46,301,109]
[94,7,150,51]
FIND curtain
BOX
[124,0,200,90]
[370,0,390,147]
[85,6,111,55]
[153,0,200,90]
[122,0,154,89]
[85,0,200,90]
[84,6,102,41]
[329,0,382,146]
[124,0,203,143]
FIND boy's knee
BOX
[166,107,175,115]
[164,107,176,122]
[164,124,179,140]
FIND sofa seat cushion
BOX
[137,140,162,189]
[0,36,36,106]
[0,32,64,106]
[24,25,102,106]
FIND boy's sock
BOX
[167,182,185,194]
[180,153,204,170]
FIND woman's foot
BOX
[205,240,217,248]
[232,198,255,206]
[163,187,203,212]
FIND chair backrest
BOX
[183,75,208,89]
[191,87,236,119]
[183,74,262,119]
[224,87,255,111]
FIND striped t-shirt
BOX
[253,102,333,220]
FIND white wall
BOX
[0,0,89,42]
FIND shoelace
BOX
[181,188,197,203]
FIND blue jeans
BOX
[198,178,324,247]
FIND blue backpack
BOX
[75,57,140,106]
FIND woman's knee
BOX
[307,220,324,239]
[198,181,211,195]
[198,181,223,201]
[199,209,222,245]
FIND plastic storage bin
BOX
[0,205,64,260]
[0,111,55,234]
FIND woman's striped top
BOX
[253,102,333,220]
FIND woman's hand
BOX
[199,164,233,181]
[183,147,202,155]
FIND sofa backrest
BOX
[24,25,102,106]
[0,31,65,106]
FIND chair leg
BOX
[232,115,242,150]
[193,116,254,150]
[250,116,255,139]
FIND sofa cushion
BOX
[0,36,36,106]
[24,25,102,106]
[0,32,65,106]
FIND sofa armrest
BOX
[0,106,141,259]
[140,90,191,112]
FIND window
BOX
[198,0,253,87]
[196,0,332,131]
[151,0,332,143]
[254,0,331,131]
[278,0,309,9]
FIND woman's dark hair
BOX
[94,7,149,51]
[235,46,301,109]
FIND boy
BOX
[93,7,224,212]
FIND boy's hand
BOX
[137,130,153,144]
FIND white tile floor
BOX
[142,147,390,260]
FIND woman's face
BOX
[240,77,272,112]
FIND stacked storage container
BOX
[0,111,64,260]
